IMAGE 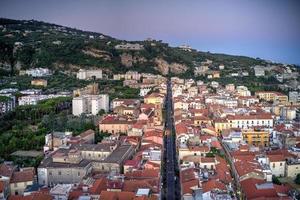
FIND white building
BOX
[236,86,251,96]
[254,66,265,77]
[115,43,144,50]
[140,87,152,97]
[23,68,52,77]
[289,91,300,103]
[227,114,273,129]
[76,69,102,80]
[267,155,286,177]
[18,94,68,106]
[0,95,15,114]
[50,184,72,200]
[72,94,109,116]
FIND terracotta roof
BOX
[100,115,136,125]
[240,178,281,200]
[188,145,210,152]
[202,179,227,193]
[10,169,34,183]
[182,179,199,195]
[175,123,188,134]
[234,160,263,178]
[123,179,159,193]
[200,157,216,163]
[0,163,14,178]
[125,169,159,179]
[211,141,222,149]
[267,154,285,162]
[79,129,95,138]
[0,181,4,193]
[99,191,136,200]
[180,168,197,183]
[89,178,107,194]
[124,159,140,168]
[8,193,52,200]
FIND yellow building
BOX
[144,93,165,105]
[10,168,35,195]
[242,129,269,147]
[255,91,288,104]
[285,159,300,178]
[214,119,230,132]
[73,83,99,97]
[31,79,47,87]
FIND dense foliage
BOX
[0,18,271,78]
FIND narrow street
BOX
[162,79,180,200]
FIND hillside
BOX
[0,18,276,78]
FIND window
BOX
[58,171,62,175]
[280,163,283,166]
[49,172,52,176]
[78,172,80,176]
[273,163,275,168]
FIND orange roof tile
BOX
[100,191,136,200]
[202,179,226,193]
[10,169,34,183]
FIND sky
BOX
[1,0,300,65]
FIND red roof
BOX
[0,163,14,178]
[10,169,34,183]
[240,178,281,200]
[234,160,263,178]
[8,193,52,200]
[123,179,159,193]
[125,169,159,179]
[0,181,4,193]
[202,179,226,193]
[267,154,285,162]
[99,191,136,200]
[124,159,140,168]
[182,179,199,195]
[89,178,107,194]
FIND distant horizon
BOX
[1,0,300,65]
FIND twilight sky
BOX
[1,0,300,64]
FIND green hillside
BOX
[0,18,269,78]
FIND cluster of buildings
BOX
[169,76,300,199]
[72,83,109,116]
[113,71,166,97]
[3,84,169,199]
[114,43,144,51]
[19,94,70,106]
[19,68,52,77]
[0,89,16,115]
[0,163,36,199]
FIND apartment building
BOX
[0,95,15,115]
[72,94,109,116]
[255,91,288,104]
[31,79,47,87]
[242,128,270,147]
[227,113,273,129]
[76,69,102,80]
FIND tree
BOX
[295,173,300,185]
[98,109,106,116]
[272,176,281,185]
